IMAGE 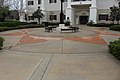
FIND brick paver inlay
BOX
[1,28,120,45]
[64,35,107,45]
[94,30,120,36]
[18,35,48,45]
[2,32,24,36]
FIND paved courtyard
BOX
[0,25,120,80]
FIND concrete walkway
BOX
[0,25,120,80]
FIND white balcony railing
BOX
[72,0,92,2]
[71,0,92,5]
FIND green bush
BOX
[42,22,60,26]
[0,21,21,27]
[48,22,60,26]
[0,37,5,50]
[0,24,44,32]
[87,20,94,26]
[65,21,70,26]
[92,23,113,27]
[108,39,120,60]
[110,25,120,31]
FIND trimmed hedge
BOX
[0,21,21,27]
[110,25,120,31]
[0,37,5,50]
[0,21,38,27]
[89,23,113,27]
[0,24,44,32]
[108,39,120,60]
[42,22,70,26]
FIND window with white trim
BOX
[64,0,67,2]
[49,0,57,3]
[50,15,57,20]
[28,1,34,5]
[38,0,41,4]
[99,14,109,21]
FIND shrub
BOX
[42,22,49,27]
[92,23,113,27]
[0,37,5,50]
[65,21,70,26]
[0,21,21,27]
[42,22,60,26]
[87,20,94,26]
[0,24,44,32]
[29,22,37,24]
[108,39,120,60]
[110,25,120,31]
[48,22,60,26]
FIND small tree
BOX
[10,0,26,21]
[25,13,27,22]
[116,7,120,24]
[110,6,117,24]
[32,7,44,24]
[0,6,10,21]
[110,3,120,24]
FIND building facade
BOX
[25,0,119,25]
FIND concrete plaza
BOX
[0,25,120,80]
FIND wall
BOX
[97,0,118,9]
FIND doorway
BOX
[79,16,88,24]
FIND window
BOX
[38,0,41,4]
[50,15,57,20]
[28,1,34,5]
[99,14,109,21]
[72,0,91,1]
[64,0,67,2]
[28,16,34,20]
[49,0,57,3]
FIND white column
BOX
[89,0,97,23]
[41,0,47,22]
[66,0,74,25]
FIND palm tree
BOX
[32,7,44,24]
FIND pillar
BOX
[89,0,97,23]
[66,0,74,25]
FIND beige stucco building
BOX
[24,0,120,25]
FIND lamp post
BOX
[60,0,64,24]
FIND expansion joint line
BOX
[61,38,64,54]
[41,54,53,80]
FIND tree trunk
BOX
[112,20,114,24]
[38,17,40,24]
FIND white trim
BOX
[99,13,109,15]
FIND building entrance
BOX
[79,16,88,24]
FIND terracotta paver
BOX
[2,32,24,36]
[29,36,62,41]
[18,35,48,45]
[94,30,120,36]
[64,35,107,45]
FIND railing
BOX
[72,0,92,2]
[71,0,92,5]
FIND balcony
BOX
[71,0,92,6]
